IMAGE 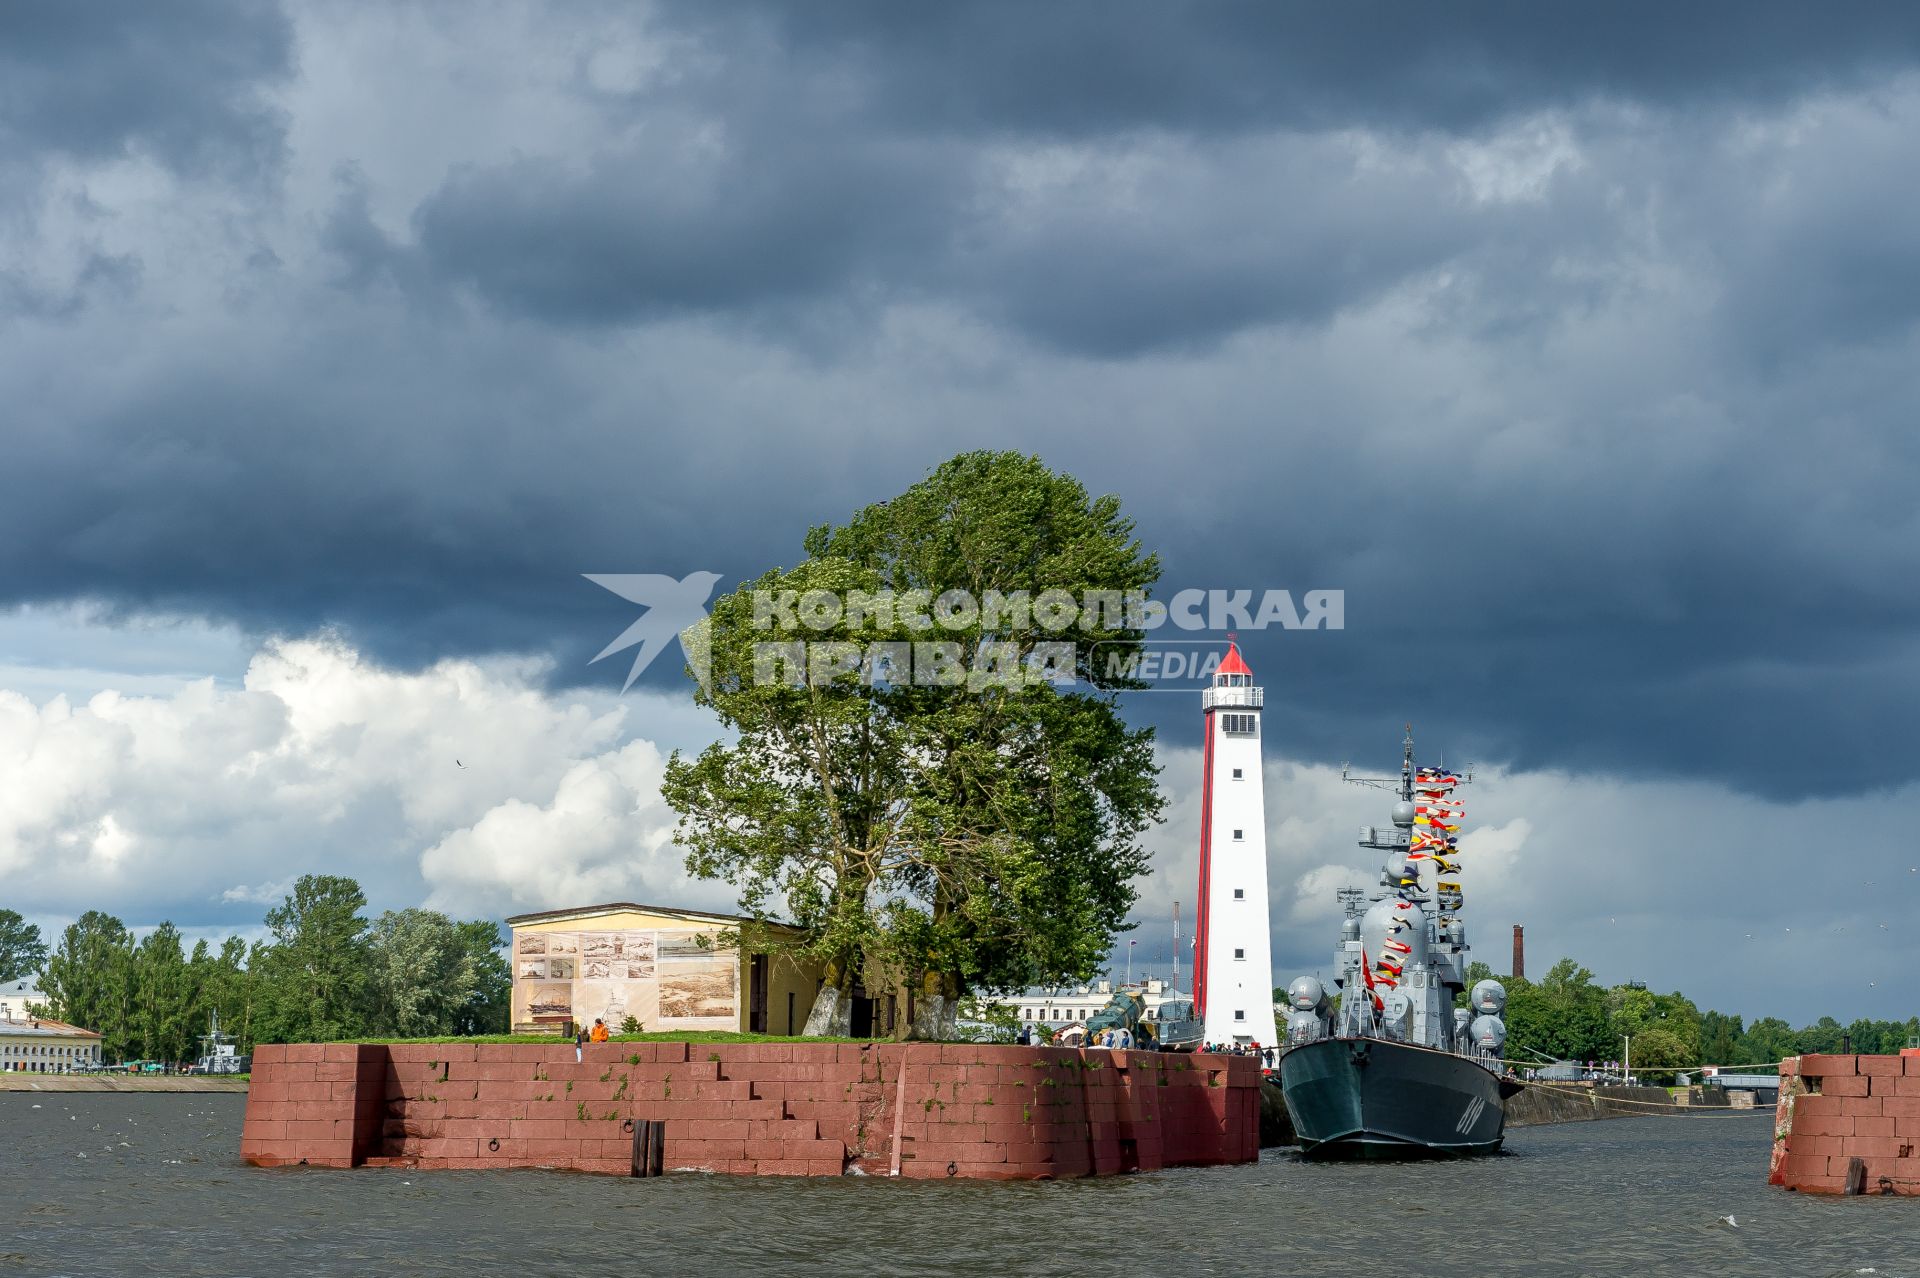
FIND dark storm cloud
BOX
[659,0,1920,137]
[0,0,291,176]
[6,0,1920,808]
[412,126,965,326]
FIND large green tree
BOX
[1502,959,1615,1064]
[0,908,48,982]
[40,912,137,1059]
[452,920,512,1036]
[253,875,371,1042]
[364,908,481,1038]
[130,923,197,1063]
[191,935,259,1049]
[665,452,1163,1037]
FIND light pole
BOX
[1126,940,1136,987]
[1623,1035,1632,1085]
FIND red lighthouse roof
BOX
[1217,641,1251,677]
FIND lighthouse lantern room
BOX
[1192,642,1280,1048]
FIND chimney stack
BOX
[1512,924,1525,981]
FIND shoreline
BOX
[2,1075,249,1093]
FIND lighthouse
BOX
[1192,642,1279,1048]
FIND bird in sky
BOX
[455,759,467,770]
[586,571,725,692]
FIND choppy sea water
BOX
[1,1094,1912,1277]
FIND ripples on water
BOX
[1,1094,1912,1277]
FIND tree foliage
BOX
[31,882,509,1062]
[364,908,482,1039]
[1475,954,1917,1081]
[0,908,48,982]
[664,452,1163,1037]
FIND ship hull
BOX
[1280,1037,1513,1159]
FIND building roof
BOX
[1217,641,1251,677]
[504,900,795,930]
[0,1016,101,1040]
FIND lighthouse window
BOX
[1234,1010,1246,1021]
[1221,713,1256,735]
[1233,948,1245,960]
[1231,768,1243,779]
[1232,828,1243,840]
[1232,888,1246,900]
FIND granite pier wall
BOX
[1770,1053,1920,1195]
[240,1041,1261,1180]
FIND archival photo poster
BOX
[511,925,737,1031]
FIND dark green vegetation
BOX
[23,875,509,1062]
[1444,957,1918,1078]
[665,452,1163,1037]
[0,907,49,982]
[340,1030,861,1045]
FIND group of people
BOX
[1202,1041,1281,1068]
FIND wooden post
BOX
[630,1120,647,1177]
[1844,1156,1867,1196]
[647,1120,665,1177]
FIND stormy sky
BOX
[5,2,1919,1025]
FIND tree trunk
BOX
[909,970,961,1041]
[803,984,853,1037]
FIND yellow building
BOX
[1,1015,103,1073]
[505,902,826,1037]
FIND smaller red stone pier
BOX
[1770,1053,1920,1195]
[241,1040,1261,1179]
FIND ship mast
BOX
[1171,899,1181,1001]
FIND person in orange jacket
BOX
[589,1018,610,1043]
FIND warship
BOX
[1278,730,1520,1158]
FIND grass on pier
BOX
[331,1030,871,1046]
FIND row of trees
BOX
[1456,957,1919,1078]
[8,877,509,1063]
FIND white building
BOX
[1010,977,1186,1031]
[1194,643,1279,1047]
[1,1015,102,1073]
[0,979,46,1023]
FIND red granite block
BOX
[1881,1097,1920,1119]
[1855,1116,1894,1138]
[1799,1054,1858,1079]
[684,1119,750,1140]
[745,1158,810,1176]
[1859,1056,1903,1078]
[1823,1074,1870,1097]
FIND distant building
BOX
[1,1014,102,1073]
[1009,977,1187,1031]
[505,902,830,1037]
[0,979,47,1023]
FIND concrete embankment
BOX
[2,1074,248,1093]
[1507,1082,1738,1127]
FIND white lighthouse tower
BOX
[1193,642,1279,1048]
